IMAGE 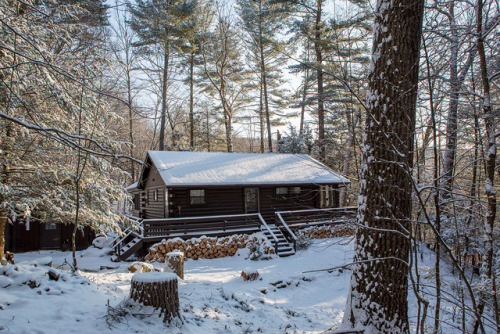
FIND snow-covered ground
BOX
[0,237,481,333]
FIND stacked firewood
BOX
[298,224,355,239]
[145,234,274,262]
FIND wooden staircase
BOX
[111,235,143,262]
[260,223,295,257]
[110,219,144,262]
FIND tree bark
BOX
[441,2,459,200]
[441,3,476,200]
[130,273,180,322]
[314,0,325,161]
[159,43,169,151]
[0,149,10,260]
[0,212,6,260]
[339,108,359,207]
[342,0,424,332]
[126,49,135,181]
[256,0,273,152]
[189,52,195,149]
[259,83,265,153]
[476,0,499,330]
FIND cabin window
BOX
[133,194,140,210]
[189,189,206,205]
[45,223,57,230]
[153,189,158,201]
[289,187,301,195]
[319,185,336,207]
[276,187,288,195]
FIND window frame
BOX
[45,222,57,231]
[275,187,289,195]
[189,189,206,205]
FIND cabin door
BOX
[41,222,61,249]
[244,188,259,213]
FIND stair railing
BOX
[113,214,144,257]
[257,214,280,254]
[275,212,298,252]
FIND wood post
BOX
[130,272,180,323]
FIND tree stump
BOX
[164,250,184,279]
[130,272,180,322]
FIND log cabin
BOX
[128,151,349,219]
[116,151,354,260]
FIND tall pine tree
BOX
[128,0,197,150]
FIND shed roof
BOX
[136,151,349,188]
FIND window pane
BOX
[276,187,288,195]
[191,197,205,205]
[290,187,301,194]
[45,223,57,230]
[190,189,205,197]
[190,189,205,205]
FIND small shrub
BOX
[296,235,312,250]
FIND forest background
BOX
[0,0,499,332]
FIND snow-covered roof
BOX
[140,151,349,187]
[126,182,138,190]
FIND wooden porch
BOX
[112,207,357,261]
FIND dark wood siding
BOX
[143,186,166,219]
[170,188,245,217]
[167,185,339,223]
[144,165,165,188]
[259,186,319,221]
[5,220,93,253]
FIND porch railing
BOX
[141,213,280,253]
[274,207,357,250]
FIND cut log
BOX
[130,272,180,323]
[241,269,260,281]
[164,250,184,279]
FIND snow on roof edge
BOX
[126,181,138,190]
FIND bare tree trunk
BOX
[258,0,272,153]
[189,52,195,149]
[223,103,233,153]
[299,69,309,136]
[441,2,459,200]
[339,109,359,207]
[342,0,424,331]
[314,0,325,161]
[205,110,211,152]
[0,134,11,259]
[126,51,135,181]
[441,3,477,199]
[423,36,442,334]
[476,0,499,330]
[259,84,265,153]
[72,183,80,270]
[159,44,169,151]
[299,38,311,136]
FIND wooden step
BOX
[260,223,295,257]
[112,237,143,261]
